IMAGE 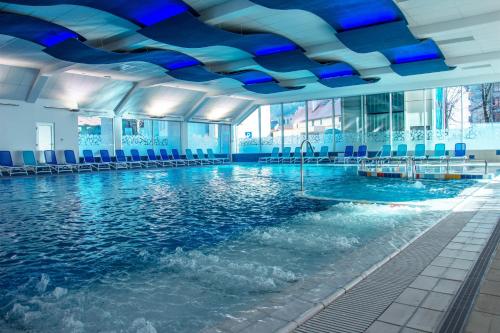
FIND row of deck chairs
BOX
[257,143,468,165]
[0,148,230,176]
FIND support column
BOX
[280,103,284,151]
[113,117,122,150]
[389,93,394,148]
[181,121,189,154]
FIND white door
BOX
[36,123,54,161]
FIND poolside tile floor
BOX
[295,179,499,333]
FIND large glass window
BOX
[153,120,181,151]
[121,119,153,155]
[283,102,306,150]
[236,108,260,153]
[340,96,363,149]
[307,99,333,151]
[187,122,230,154]
[78,116,114,156]
[365,93,390,150]
[260,104,283,153]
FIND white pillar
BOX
[113,116,122,150]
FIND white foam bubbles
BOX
[131,318,157,333]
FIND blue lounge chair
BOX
[334,145,354,163]
[196,149,213,165]
[145,149,162,168]
[159,149,175,167]
[451,143,467,160]
[428,143,447,160]
[0,151,28,176]
[316,146,331,163]
[259,147,279,163]
[280,147,292,163]
[413,144,427,161]
[131,149,150,168]
[303,147,315,163]
[390,144,408,161]
[64,150,92,172]
[185,149,201,165]
[350,145,367,163]
[100,150,128,169]
[83,150,110,171]
[44,150,73,173]
[373,144,392,162]
[292,147,302,163]
[22,150,51,174]
[115,149,141,168]
[171,149,187,166]
[207,148,229,164]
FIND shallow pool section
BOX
[0,165,477,332]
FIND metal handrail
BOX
[300,139,314,192]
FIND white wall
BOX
[0,99,78,164]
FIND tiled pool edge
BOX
[288,180,494,333]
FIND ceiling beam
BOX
[114,82,139,116]
[411,10,500,37]
[25,71,49,103]
[183,93,209,121]
[232,102,259,125]
[40,61,77,75]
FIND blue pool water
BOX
[0,165,477,332]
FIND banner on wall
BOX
[245,132,252,139]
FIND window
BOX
[153,120,181,151]
[307,99,333,151]
[236,108,260,153]
[78,116,114,155]
[121,119,153,155]
[283,102,306,149]
[260,104,283,153]
[187,122,230,154]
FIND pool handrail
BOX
[22,150,51,174]
[0,151,28,176]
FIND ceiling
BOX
[0,0,499,124]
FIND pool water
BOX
[0,165,477,332]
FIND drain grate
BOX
[437,217,500,333]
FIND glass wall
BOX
[307,99,333,151]
[239,80,500,155]
[121,119,181,154]
[236,108,260,153]
[187,122,230,154]
[78,116,114,156]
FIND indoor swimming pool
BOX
[0,165,480,332]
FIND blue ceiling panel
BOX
[0,12,83,47]
[390,59,453,76]
[242,82,304,94]
[168,65,223,82]
[44,38,201,70]
[1,0,197,27]
[223,70,276,85]
[336,21,417,53]
[139,12,298,56]
[382,39,443,64]
[318,76,380,89]
[254,49,327,72]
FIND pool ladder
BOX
[300,139,314,192]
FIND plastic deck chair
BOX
[83,150,110,171]
[334,145,354,163]
[353,145,367,163]
[196,148,213,165]
[259,147,279,163]
[130,149,147,168]
[392,144,408,161]
[413,144,426,160]
[145,149,161,168]
[292,147,302,163]
[64,150,92,172]
[451,143,467,159]
[159,149,175,167]
[116,149,141,168]
[429,143,446,160]
[207,148,229,164]
[22,150,51,174]
[100,150,127,169]
[0,151,28,176]
[44,150,72,173]
[171,149,186,166]
[185,149,200,166]
[374,144,392,162]
[316,146,330,163]
[280,147,292,163]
